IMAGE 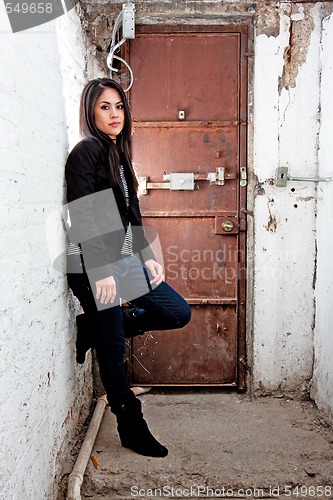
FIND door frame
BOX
[126,23,250,391]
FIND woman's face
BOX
[93,87,125,141]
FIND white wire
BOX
[106,37,126,69]
[108,55,134,92]
[110,9,123,48]
[107,8,134,93]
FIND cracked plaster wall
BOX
[79,1,333,409]
[253,3,333,399]
[310,12,333,424]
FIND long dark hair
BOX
[79,78,138,191]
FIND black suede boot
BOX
[75,313,95,364]
[116,397,168,457]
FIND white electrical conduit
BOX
[67,394,107,500]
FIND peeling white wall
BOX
[252,4,331,396]
[311,12,333,424]
[0,6,92,500]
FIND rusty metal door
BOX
[128,26,248,389]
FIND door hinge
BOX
[240,167,247,187]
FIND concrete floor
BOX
[80,391,333,500]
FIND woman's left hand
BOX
[145,259,165,286]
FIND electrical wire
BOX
[107,6,134,92]
[108,54,134,92]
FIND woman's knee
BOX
[176,301,191,328]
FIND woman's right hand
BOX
[95,276,116,305]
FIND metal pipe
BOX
[67,395,107,500]
[287,175,332,183]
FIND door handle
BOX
[139,167,237,194]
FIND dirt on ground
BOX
[71,390,333,500]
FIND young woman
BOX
[65,78,191,458]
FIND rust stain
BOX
[278,5,313,93]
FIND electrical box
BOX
[275,167,288,187]
[122,2,135,39]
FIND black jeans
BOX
[67,255,191,412]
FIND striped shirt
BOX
[119,165,134,256]
[67,241,82,256]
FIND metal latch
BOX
[275,167,332,187]
[139,167,236,194]
[163,173,195,190]
[165,168,226,187]
[205,167,225,186]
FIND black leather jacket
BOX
[65,138,154,280]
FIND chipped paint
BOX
[253,174,265,196]
[264,199,278,232]
[255,2,281,38]
[278,4,333,94]
[278,4,313,93]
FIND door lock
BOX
[221,220,234,232]
[165,173,194,190]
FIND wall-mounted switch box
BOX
[275,167,288,187]
[122,2,135,39]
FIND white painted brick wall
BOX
[0,6,92,500]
